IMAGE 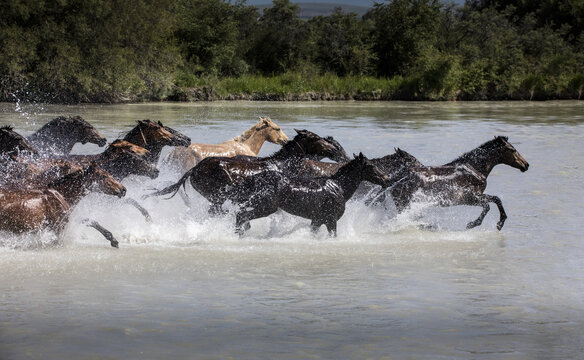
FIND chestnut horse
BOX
[230,153,390,236]
[163,117,289,172]
[122,119,191,164]
[149,129,349,215]
[27,116,107,156]
[380,136,529,230]
[0,163,126,247]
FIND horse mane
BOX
[447,136,509,165]
[1,125,14,131]
[122,119,152,141]
[233,117,271,142]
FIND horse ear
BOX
[158,120,164,127]
[295,129,308,135]
[359,152,365,160]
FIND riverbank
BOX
[4,73,583,104]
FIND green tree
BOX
[308,8,375,76]
[248,0,310,74]
[175,0,257,77]
[366,0,442,77]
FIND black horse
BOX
[379,136,529,230]
[27,116,107,156]
[230,153,390,236]
[149,129,350,215]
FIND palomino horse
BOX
[27,116,107,156]
[149,129,349,215]
[380,136,529,230]
[163,117,289,172]
[0,163,126,247]
[0,126,38,157]
[231,153,390,236]
[122,119,191,164]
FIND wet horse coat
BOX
[383,136,529,230]
[230,153,390,236]
[149,129,349,215]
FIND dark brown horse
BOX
[0,126,38,157]
[149,129,350,215]
[380,136,529,230]
[67,140,159,180]
[122,119,191,164]
[0,163,126,247]
[27,116,107,156]
[230,153,390,236]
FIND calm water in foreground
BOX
[0,101,583,359]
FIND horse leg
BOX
[310,220,323,233]
[82,219,119,248]
[208,202,227,216]
[465,198,490,229]
[123,198,152,222]
[235,202,278,237]
[484,194,507,230]
[325,221,337,237]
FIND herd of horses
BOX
[0,115,529,247]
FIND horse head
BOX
[291,129,348,162]
[353,152,390,188]
[101,140,159,179]
[495,136,529,172]
[324,136,350,162]
[0,126,38,156]
[41,116,107,147]
[84,162,126,198]
[157,120,191,146]
[256,117,289,145]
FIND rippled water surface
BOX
[1,101,583,359]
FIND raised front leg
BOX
[485,194,507,230]
[82,219,119,248]
[465,194,507,230]
[124,198,152,222]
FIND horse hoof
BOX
[466,221,479,229]
[497,222,504,231]
[111,240,119,248]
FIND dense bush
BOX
[1,0,582,102]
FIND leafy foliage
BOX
[0,0,582,102]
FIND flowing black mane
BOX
[446,136,509,166]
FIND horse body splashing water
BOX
[0,163,126,247]
[163,117,289,172]
[27,116,107,157]
[378,136,529,230]
[149,129,350,215]
[229,153,390,236]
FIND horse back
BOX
[0,189,70,233]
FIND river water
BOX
[0,101,583,359]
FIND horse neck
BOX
[331,163,363,201]
[446,144,501,176]
[49,172,90,205]
[268,141,303,162]
[122,132,161,164]
[240,130,268,155]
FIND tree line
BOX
[1,0,583,103]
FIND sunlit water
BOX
[1,101,583,359]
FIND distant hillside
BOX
[255,2,371,18]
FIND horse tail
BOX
[147,167,195,199]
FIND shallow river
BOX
[1,101,583,359]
